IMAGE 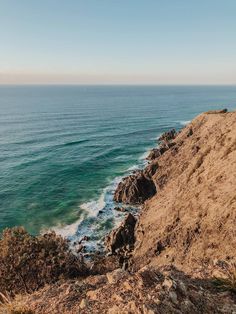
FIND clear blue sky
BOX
[0,0,236,84]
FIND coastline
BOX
[2,109,236,314]
[52,122,188,254]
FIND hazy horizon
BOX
[1,0,236,85]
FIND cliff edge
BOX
[132,110,236,274]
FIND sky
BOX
[0,0,236,85]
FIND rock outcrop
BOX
[113,128,177,204]
[105,213,136,254]
[113,171,156,204]
[147,128,177,161]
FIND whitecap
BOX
[127,164,139,172]
[178,120,191,126]
[80,192,106,217]
[47,216,84,238]
[151,133,162,140]
[138,150,151,160]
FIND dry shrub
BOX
[0,292,33,314]
[0,227,88,295]
[212,263,236,293]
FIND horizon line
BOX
[1,83,236,87]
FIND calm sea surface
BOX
[0,85,236,247]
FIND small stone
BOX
[79,298,88,309]
[112,293,123,302]
[169,291,178,304]
[127,301,140,312]
[143,304,156,314]
[86,290,99,300]
[114,207,127,212]
[84,274,107,286]
[77,244,83,253]
[106,269,126,284]
[107,305,121,314]
[123,280,133,291]
[177,281,187,296]
[154,298,161,305]
[162,277,173,290]
[180,300,196,312]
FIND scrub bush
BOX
[0,227,87,294]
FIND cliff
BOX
[1,110,236,314]
[132,109,236,274]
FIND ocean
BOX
[0,85,236,249]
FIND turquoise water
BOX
[0,85,236,247]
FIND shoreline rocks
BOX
[113,171,156,204]
[105,213,137,255]
[113,128,177,205]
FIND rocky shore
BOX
[1,109,236,314]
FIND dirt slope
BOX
[132,110,236,274]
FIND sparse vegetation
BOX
[0,227,88,295]
[0,292,34,314]
[212,263,236,293]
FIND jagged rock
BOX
[114,206,127,212]
[105,213,137,254]
[114,128,178,203]
[146,148,162,160]
[114,171,156,204]
[187,127,193,137]
[146,129,176,161]
[146,144,175,161]
[158,128,176,142]
[144,161,159,177]
[206,108,227,114]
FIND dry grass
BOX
[0,292,33,314]
[212,263,236,293]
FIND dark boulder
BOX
[113,171,156,204]
[158,128,176,142]
[114,207,127,212]
[206,108,227,114]
[105,213,136,254]
[144,161,159,177]
[146,148,162,160]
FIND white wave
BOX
[179,120,191,126]
[138,150,150,160]
[127,164,139,172]
[151,133,162,140]
[79,176,122,217]
[80,191,106,217]
[114,154,131,161]
[49,216,84,238]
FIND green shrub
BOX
[0,227,88,294]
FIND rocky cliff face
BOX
[132,110,236,274]
[113,128,176,204]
